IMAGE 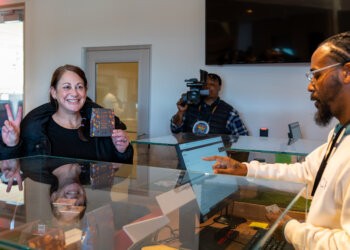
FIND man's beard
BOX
[314,77,342,127]
[314,101,333,126]
[313,76,342,126]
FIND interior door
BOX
[84,45,151,142]
[95,62,138,136]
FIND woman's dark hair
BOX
[207,73,222,86]
[49,64,88,105]
[319,31,350,64]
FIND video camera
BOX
[180,69,209,105]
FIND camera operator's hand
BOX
[176,98,188,112]
[173,98,188,126]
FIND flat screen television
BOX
[206,0,350,65]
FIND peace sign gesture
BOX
[0,159,23,192]
[1,104,22,147]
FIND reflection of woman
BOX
[50,163,87,206]
[16,157,91,228]
[50,163,88,224]
[1,64,133,163]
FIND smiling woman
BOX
[0,64,134,164]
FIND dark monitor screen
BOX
[206,0,350,65]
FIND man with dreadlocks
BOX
[204,31,350,249]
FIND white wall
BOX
[17,0,335,140]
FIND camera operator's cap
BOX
[192,120,210,135]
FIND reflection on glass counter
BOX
[133,133,324,156]
[0,155,306,249]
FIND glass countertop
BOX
[133,133,324,156]
[0,155,307,249]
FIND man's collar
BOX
[203,97,220,106]
[334,123,350,135]
[213,97,220,105]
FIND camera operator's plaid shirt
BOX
[170,99,249,136]
[226,110,249,135]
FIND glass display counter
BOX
[0,155,307,249]
[133,133,323,156]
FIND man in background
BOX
[170,73,248,136]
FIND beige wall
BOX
[2,0,336,140]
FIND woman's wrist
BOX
[5,139,20,148]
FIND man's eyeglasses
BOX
[305,62,342,82]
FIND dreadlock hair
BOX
[319,31,350,64]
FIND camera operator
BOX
[170,73,249,136]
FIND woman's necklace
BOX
[52,113,82,129]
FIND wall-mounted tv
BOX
[206,0,350,65]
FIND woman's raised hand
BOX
[1,104,22,147]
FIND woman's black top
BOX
[47,117,97,160]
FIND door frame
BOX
[82,45,151,138]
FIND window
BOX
[0,6,23,123]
